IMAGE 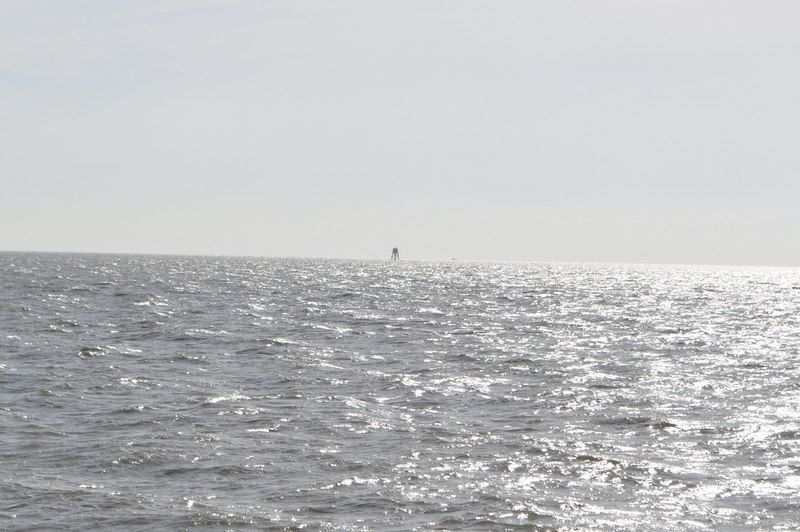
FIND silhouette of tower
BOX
[391,247,399,260]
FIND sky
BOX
[1,0,799,265]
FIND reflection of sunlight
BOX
[5,253,800,529]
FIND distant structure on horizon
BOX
[391,247,399,260]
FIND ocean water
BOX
[1,252,799,530]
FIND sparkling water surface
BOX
[1,253,799,529]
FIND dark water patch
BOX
[76,346,107,358]
[331,292,358,299]
[172,353,207,363]
[773,430,800,440]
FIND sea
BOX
[1,252,799,530]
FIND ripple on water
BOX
[0,254,799,529]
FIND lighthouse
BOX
[391,247,399,260]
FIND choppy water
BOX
[1,253,799,530]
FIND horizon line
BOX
[1,248,798,270]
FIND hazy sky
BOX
[2,1,798,264]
